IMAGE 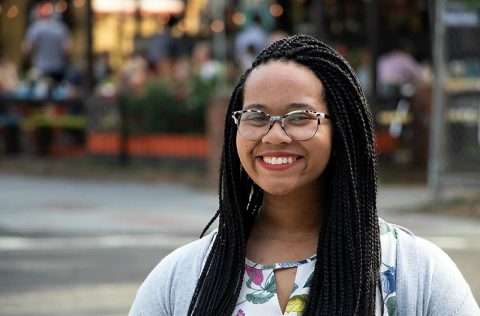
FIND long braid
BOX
[188,34,380,315]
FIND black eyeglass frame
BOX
[231,109,331,141]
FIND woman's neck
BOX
[246,182,325,264]
[255,183,325,238]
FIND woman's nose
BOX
[261,121,292,144]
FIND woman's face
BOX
[236,61,333,196]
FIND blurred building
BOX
[0,0,432,73]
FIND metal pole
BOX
[211,0,226,61]
[428,0,446,200]
[211,0,227,92]
[85,0,94,93]
[118,95,130,166]
[134,0,141,39]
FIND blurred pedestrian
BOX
[377,40,425,140]
[267,29,289,45]
[238,44,257,73]
[147,16,188,76]
[377,40,424,98]
[22,1,72,83]
[147,18,174,71]
[93,51,113,86]
[130,35,479,315]
[118,52,148,96]
[191,41,222,83]
[355,48,373,98]
[0,43,19,94]
[234,14,268,71]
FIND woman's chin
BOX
[259,181,299,196]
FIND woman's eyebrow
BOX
[288,103,316,110]
[243,103,265,110]
[243,102,316,111]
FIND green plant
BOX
[120,76,215,134]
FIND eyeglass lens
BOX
[237,111,320,140]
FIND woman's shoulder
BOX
[386,221,480,315]
[160,229,217,270]
[383,220,453,262]
[390,221,465,287]
[150,229,217,279]
[390,222,461,271]
[129,230,217,316]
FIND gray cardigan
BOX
[129,225,480,315]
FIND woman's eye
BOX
[288,113,313,122]
[243,113,268,122]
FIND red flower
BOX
[245,265,263,285]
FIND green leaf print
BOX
[291,282,299,293]
[303,273,313,288]
[380,221,391,235]
[246,292,275,304]
[264,276,276,293]
[246,275,254,289]
[386,296,398,316]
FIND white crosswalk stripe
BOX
[0,234,196,251]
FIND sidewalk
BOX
[1,173,479,238]
[378,183,480,237]
[0,174,216,237]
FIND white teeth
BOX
[262,156,297,165]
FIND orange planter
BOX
[375,130,398,154]
[87,132,209,158]
[87,132,121,154]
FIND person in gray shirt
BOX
[22,2,72,82]
[130,35,479,315]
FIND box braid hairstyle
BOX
[188,34,381,315]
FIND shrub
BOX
[120,75,215,134]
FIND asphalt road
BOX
[0,174,479,315]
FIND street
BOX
[0,174,479,315]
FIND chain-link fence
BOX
[429,0,480,195]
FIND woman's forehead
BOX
[242,61,327,112]
[247,60,316,80]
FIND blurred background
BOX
[0,0,479,315]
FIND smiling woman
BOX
[129,35,480,316]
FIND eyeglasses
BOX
[232,109,331,141]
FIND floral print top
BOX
[233,219,398,316]
[379,218,398,316]
[234,254,316,316]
